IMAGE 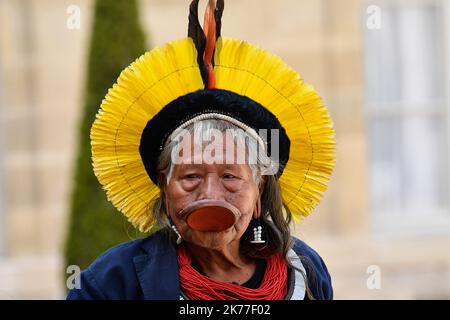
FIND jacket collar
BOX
[133,231,180,300]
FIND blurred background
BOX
[0,0,449,299]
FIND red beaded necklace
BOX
[177,245,288,300]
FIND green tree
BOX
[64,0,147,271]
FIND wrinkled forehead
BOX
[172,162,254,178]
[170,128,258,166]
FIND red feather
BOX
[203,0,217,89]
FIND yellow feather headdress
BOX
[91,0,336,232]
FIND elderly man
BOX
[67,0,335,300]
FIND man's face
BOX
[163,132,261,250]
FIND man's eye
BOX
[223,174,236,180]
[184,174,201,180]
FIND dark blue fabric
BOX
[66,230,333,300]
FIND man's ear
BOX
[165,197,171,219]
[253,196,261,219]
[159,172,167,193]
[158,172,171,217]
[253,176,266,219]
[258,176,266,195]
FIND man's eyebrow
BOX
[177,164,198,169]
[223,164,242,170]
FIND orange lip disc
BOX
[186,206,236,232]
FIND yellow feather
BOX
[91,38,204,232]
[214,37,336,221]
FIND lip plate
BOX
[186,205,237,232]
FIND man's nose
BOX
[197,175,224,200]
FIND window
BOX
[364,0,450,236]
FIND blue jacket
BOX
[67,231,333,300]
